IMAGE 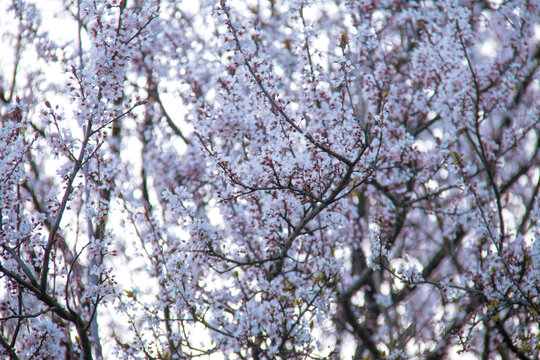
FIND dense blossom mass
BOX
[0,0,539,359]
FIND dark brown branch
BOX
[340,297,382,360]
[0,333,19,360]
[494,319,531,360]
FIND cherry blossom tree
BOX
[1,0,539,359]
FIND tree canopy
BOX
[0,0,539,359]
